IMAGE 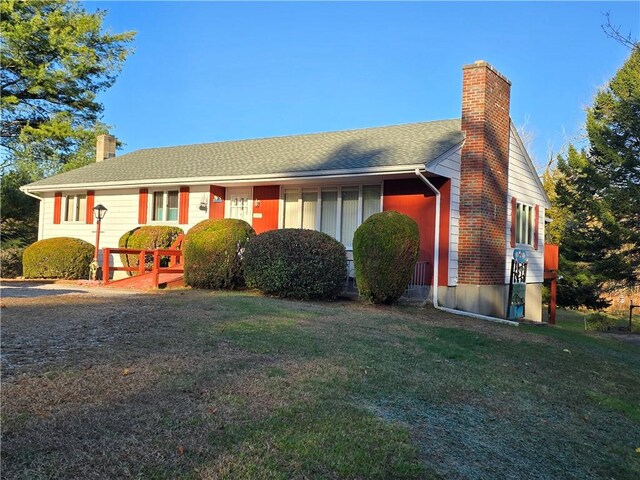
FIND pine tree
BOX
[552,48,640,307]
[1,0,135,172]
[0,0,135,249]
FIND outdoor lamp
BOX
[93,204,108,220]
[92,204,108,280]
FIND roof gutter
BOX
[19,187,43,201]
[20,164,428,194]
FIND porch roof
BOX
[24,119,463,191]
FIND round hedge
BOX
[1,247,24,278]
[244,229,347,300]
[118,226,184,276]
[353,211,420,304]
[22,237,94,279]
[183,219,255,289]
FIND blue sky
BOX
[88,1,639,170]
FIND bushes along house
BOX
[118,226,183,275]
[22,237,94,279]
[183,218,255,289]
[244,228,347,300]
[353,211,420,304]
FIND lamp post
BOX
[92,204,108,279]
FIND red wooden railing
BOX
[102,235,184,289]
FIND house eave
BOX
[21,164,432,193]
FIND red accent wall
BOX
[209,185,225,220]
[252,185,280,234]
[383,178,450,286]
[86,191,95,224]
[179,186,189,224]
[437,180,451,287]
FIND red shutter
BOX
[533,204,540,251]
[179,186,189,224]
[86,191,95,224]
[138,188,148,224]
[53,192,62,224]
[209,185,225,220]
[510,196,517,248]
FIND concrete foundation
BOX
[422,283,543,322]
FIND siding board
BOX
[429,148,461,285]
[506,125,547,283]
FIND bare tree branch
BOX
[601,12,639,50]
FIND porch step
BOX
[105,272,184,290]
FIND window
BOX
[64,194,86,222]
[282,184,382,248]
[515,202,534,246]
[152,190,179,221]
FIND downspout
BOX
[414,169,440,308]
[414,170,517,326]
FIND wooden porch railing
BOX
[102,236,184,289]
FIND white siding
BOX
[505,125,548,284]
[428,148,462,286]
[39,185,211,268]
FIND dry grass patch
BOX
[2,289,639,479]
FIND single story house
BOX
[21,60,550,321]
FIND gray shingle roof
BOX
[24,119,463,190]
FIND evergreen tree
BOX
[0,0,135,248]
[552,48,640,307]
[1,0,134,171]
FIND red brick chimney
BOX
[458,60,511,285]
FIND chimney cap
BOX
[462,60,512,85]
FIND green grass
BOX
[2,291,639,479]
[549,306,640,333]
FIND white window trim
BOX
[515,201,534,247]
[149,189,180,223]
[63,193,87,223]
[278,183,383,249]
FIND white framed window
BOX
[515,202,534,246]
[64,194,87,222]
[151,190,179,222]
[282,184,382,248]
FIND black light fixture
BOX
[92,204,108,279]
[93,204,108,221]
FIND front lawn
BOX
[1,290,639,479]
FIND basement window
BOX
[64,194,87,222]
[152,190,179,222]
[515,202,534,246]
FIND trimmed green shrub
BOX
[118,226,184,275]
[585,312,617,332]
[353,211,420,304]
[1,247,25,278]
[244,229,347,300]
[184,219,255,289]
[22,237,94,279]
